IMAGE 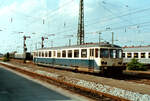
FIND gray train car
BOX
[123,46,150,64]
[14,52,33,60]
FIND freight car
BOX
[14,52,33,60]
[33,43,126,74]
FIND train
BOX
[32,42,126,74]
[7,52,33,60]
[14,52,33,60]
[123,45,150,65]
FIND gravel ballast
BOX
[1,62,150,101]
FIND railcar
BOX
[14,52,33,60]
[33,43,126,74]
[123,46,150,65]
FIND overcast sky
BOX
[0,0,150,53]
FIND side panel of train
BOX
[123,52,150,64]
[33,47,125,73]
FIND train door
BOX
[52,51,56,66]
[89,48,94,69]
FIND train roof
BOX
[36,42,121,51]
[123,45,150,52]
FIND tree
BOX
[127,58,147,71]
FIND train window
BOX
[141,53,145,58]
[57,51,61,58]
[134,53,138,58]
[95,48,98,58]
[53,51,56,57]
[39,52,41,57]
[45,52,47,57]
[127,53,131,58]
[90,49,94,56]
[62,50,66,57]
[42,52,44,57]
[100,49,109,58]
[110,50,113,58]
[116,50,119,58]
[74,50,79,58]
[81,49,87,58]
[68,50,72,58]
[33,52,36,57]
[49,51,52,57]
[118,50,122,58]
[36,52,38,57]
[122,53,125,58]
[149,53,150,58]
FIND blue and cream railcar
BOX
[33,43,125,74]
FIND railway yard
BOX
[1,0,150,101]
[0,59,150,101]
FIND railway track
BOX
[6,59,150,85]
[0,62,128,101]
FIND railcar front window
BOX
[109,49,122,58]
[110,49,113,58]
[118,50,122,58]
[122,53,125,58]
[116,50,119,58]
[100,49,109,58]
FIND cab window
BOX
[100,49,109,58]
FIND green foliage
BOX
[127,58,147,71]
[3,57,10,62]
[3,52,10,62]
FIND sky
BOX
[0,0,150,54]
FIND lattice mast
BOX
[77,0,84,45]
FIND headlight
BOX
[118,62,122,65]
[101,61,107,65]
[101,61,105,64]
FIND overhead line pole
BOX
[77,0,84,45]
[23,35,30,63]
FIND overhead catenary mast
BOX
[77,0,84,45]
